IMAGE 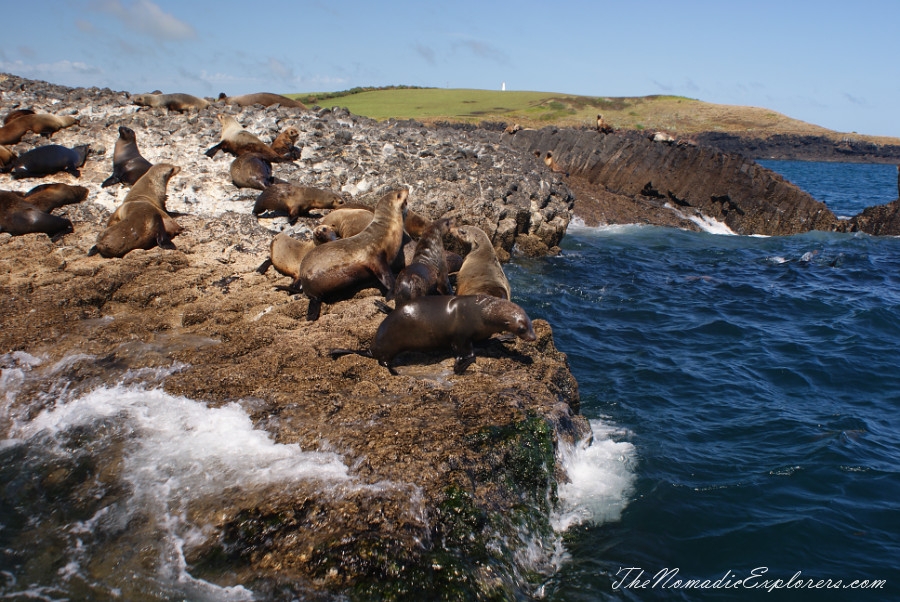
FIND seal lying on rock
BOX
[132,92,209,112]
[19,183,89,212]
[330,294,537,375]
[0,113,79,145]
[298,187,408,321]
[101,126,153,187]
[89,164,182,258]
[0,146,17,172]
[391,217,454,305]
[218,92,307,109]
[205,115,293,162]
[0,190,72,237]
[452,225,511,300]
[9,144,90,179]
[253,182,345,221]
[256,226,339,292]
[230,153,275,190]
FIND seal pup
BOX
[230,153,275,190]
[101,126,153,187]
[253,182,345,222]
[270,127,301,159]
[391,217,454,305]
[89,164,182,258]
[218,92,308,109]
[319,207,375,238]
[543,151,568,176]
[298,187,408,321]
[256,226,339,292]
[204,114,291,162]
[21,183,89,212]
[132,93,209,112]
[452,225,511,300]
[9,144,90,179]
[330,294,537,375]
[0,114,79,145]
[0,190,73,237]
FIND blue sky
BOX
[2,0,898,137]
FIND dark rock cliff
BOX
[696,132,900,164]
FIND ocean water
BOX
[506,160,900,600]
[2,160,898,600]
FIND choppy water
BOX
[507,160,900,600]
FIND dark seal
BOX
[101,126,153,187]
[0,190,72,237]
[10,144,90,179]
[391,217,454,305]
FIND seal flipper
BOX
[452,340,476,374]
[306,297,322,321]
[204,142,223,158]
[256,258,273,274]
[156,230,177,250]
[101,174,120,188]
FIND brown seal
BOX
[101,126,153,187]
[10,144,90,179]
[543,151,568,176]
[451,225,511,300]
[596,114,614,134]
[132,93,209,112]
[391,217,454,305]
[256,226,338,291]
[253,182,345,221]
[89,164,182,258]
[0,114,79,145]
[3,108,35,126]
[230,153,275,190]
[0,190,72,237]
[218,92,307,109]
[0,146,16,173]
[319,207,374,238]
[204,114,291,162]
[21,183,89,212]
[298,187,409,320]
[330,294,536,375]
[270,127,300,159]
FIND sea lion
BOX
[9,144,90,179]
[270,127,301,159]
[22,183,89,212]
[218,92,308,109]
[89,164,182,258]
[330,294,536,375]
[451,225,511,300]
[256,227,339,291]
[503,123,522,135]
[651,131,675,144]
[0,146,16,172]
[101,126,153,187]
[230,153,275,190]
[298,187,409,321]
[0,114,79,145]
[319,207,375,238]
[543,151,568,176]
[253,182,345,221]
[596,114,613,134]
[3,108,35,126]
[0,190,72,237]
[391,217,454,305]
[204,114,291,162]
[132,93,209,112]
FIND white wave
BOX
[553,419,637,532]
[566,217,650,236]
[662,203,737,235]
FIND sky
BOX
[1,0,898,137]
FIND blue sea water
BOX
[507,161,900,600]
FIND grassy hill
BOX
[291,88,899,146]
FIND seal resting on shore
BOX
[298,187,408,320]
[0,190,72,237]
[330,294,537,375]
[101,126,153,187]
[18,183,89,212]
[230,153,275,190]
[270,127,301,159]
[543,151,568,176]
[253,182,345,221]
[391,217,454,305]
[256,226,339,292]
[0,146,17,172]
[132,92,209,112]
[9,144,90,179]
[452,225,511,300]
[218,92,307,109]
[205,114,293,162]
[3,109,35,126]
[89,164,182,258]
[0,113,79,145]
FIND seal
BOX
[3,108,35,126]
[0,113,79,145]
[0,190,72,237]
[101,126,153,187]
[204,114,291,162]
[596,114,614,134]
[230,153,275,190]
[451,225,511,300]
[543,151,568,176]
[89,164,182,258]
[330,294,536,375]
[253,182,345,221]
[256,226,339,291]
[0,145,16,173]
[21,183,89,212]
[218,92,308,109]
[9,144,90,179]
[391,217,454,305]
[298,187,408,321]
[319,207,374,238]
[270,127,301,159]
[132,92,209,112]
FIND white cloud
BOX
[91,0,195,41]
[0,59,100,79]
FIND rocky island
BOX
[1,73,898,600]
